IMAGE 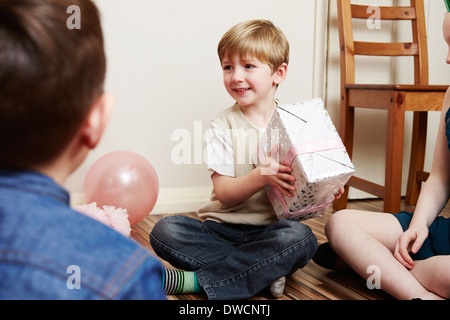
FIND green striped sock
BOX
[162,268,203,294]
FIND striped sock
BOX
[162,268,203,294]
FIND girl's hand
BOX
[393,225,429,270]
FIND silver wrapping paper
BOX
[258,98,355,221]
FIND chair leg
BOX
[384,93,405,213]
[405,112,427,205]
[333,94,354,211]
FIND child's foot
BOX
[270,276,286,298]
[163,268,203,295]
[312,242,350,270]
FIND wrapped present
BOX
[258,98,355,221]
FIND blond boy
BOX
[150,20,318,300]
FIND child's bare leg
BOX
[325,209,443,300]
[411,255,450,299]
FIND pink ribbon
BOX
[281,138,344,166]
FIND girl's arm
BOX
[394,92,450,269]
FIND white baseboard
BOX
[70,186,376,217]
[70,186,211,215]
[152,186,211,214]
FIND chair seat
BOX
[345,84,448,111]
[346,84,448,92]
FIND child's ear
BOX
[273,63,288,85]
[80,92,114,149]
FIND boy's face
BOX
[221,53,280,108]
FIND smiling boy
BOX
[150,20,318,300]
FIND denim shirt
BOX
[0,170,166,300]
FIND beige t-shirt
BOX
[198,103,277,226]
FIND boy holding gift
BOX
[0,0,165,299]
[150,19,343,300]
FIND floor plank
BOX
[131,198,449,300]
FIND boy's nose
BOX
[446,50,450,64]
[231,69,244,82]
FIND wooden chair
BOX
[333,0,448,213]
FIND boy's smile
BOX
[234,88,251,93]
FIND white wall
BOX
[67,0,450,211]
[66,0,328,211]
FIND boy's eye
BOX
[223,65,232,71]
[245,64,255,69]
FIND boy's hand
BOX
[259,145,296,197]
[259,147,346,199]
[334,187,345,200]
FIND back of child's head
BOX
[217,19,289,73]
[0,0,106,169]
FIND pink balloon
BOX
[84,151,159,225]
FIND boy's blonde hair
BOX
[218,19,289,73]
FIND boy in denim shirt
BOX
[0,0,165,299]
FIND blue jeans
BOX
[150,215,317,299]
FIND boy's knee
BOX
[277,219,314,240]
[285,220,317,255]
[150,215,202,247]
[289,222,318,265]
[150,215,182,247]
[151,215,185,237]
[150,216,170,236]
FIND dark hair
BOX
[0,0,106,169]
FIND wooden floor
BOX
[131,198,450,300]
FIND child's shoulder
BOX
[214,103,239,120]
[212,103,240,128]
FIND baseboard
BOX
[70,186,211,215]
[152,186,211,214]
[70,186,376,216]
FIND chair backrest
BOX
[337,0,429,86]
